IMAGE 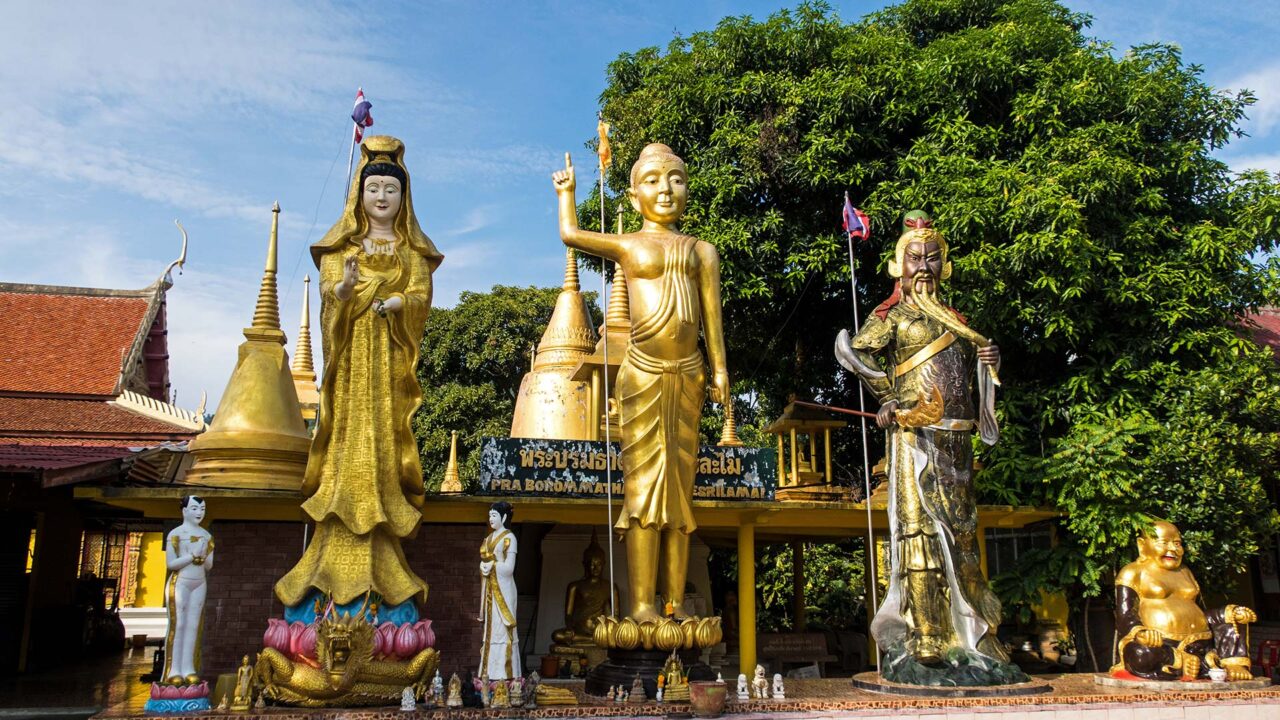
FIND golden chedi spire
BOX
[568,206,634,440]
[184,203,312,491]
[510,247,599,439]
[603,261,630,331]
[291,275,320,422]
[440,430,462,493]
[249,202,284,339]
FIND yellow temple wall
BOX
[1033,590,1069,626]
[133,532,167,607]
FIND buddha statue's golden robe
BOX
[276,136,443,607]
[614,234,704,535]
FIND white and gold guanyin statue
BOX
[164,495,213,685]
[257,136,442,706]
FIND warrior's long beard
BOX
[911,283,1001,386]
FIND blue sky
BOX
[1,0,1277,409]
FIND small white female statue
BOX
[772,673,785,700]
[478,501,520,679]
[164,495,213,684]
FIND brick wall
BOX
[404,523,489,677]
[202,521,299,673]
[201,520,488,677]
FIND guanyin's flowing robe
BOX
[276,138,442,608]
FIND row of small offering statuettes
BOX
[369,662,790,712]
[393,669,580,710]
[602,666,788,704]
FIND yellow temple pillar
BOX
[737,520,757,676]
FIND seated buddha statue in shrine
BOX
[551,530,618,649]
[1113,521,1256,681]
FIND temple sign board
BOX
[478,437,776,500]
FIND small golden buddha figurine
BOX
[551,529,619,648]
[230,654,254,711]
[445,673,463,707]
[491,679,510,708]
[532,674,578,706]
[553,144,730,624]
[660,650,689,701]
[1114,521,1256,681]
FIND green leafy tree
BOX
[588,0,1280,638]
[414,286,600,489]
[712,541,867,632]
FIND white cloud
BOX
[439,240,500,270]
[420,145,564,187]
[1227,63,1280,139]
[1224,153,1280,177]
[166,268,261,412]
[0,1,447,222]
[0,117,264,222]
[441,204,503,237]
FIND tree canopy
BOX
[587,0,1280,605]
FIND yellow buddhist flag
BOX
[597,118,612,168]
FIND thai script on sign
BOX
[478,437,776,500]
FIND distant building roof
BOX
[0,444,132,471]
[0,396,196,446]
[1244,307,1280,359]
[0,283,163,397]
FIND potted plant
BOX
[1055,633,1078,667]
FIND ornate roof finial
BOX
[604,262,630,330]
[291,275,319,421]
[718,398,743,447]
[162,219,188,287]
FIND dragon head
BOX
[315,611,375,689]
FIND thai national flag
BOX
[351,88,373,143]
[842,193,871,243]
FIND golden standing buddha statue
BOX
[276,136,443,610]
[552,145,730,623]
[1114,521,1256,681]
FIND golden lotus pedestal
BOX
[584,616,722,699]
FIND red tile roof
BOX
[0,396,196,445]
[0,444,131,471]
[0,286,154,395]
[1244,308,1280,359]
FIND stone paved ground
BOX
[4,649,1279,720]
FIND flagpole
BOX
[845,193,880,673]
[344,122,358,199]
[598,115,617,618]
